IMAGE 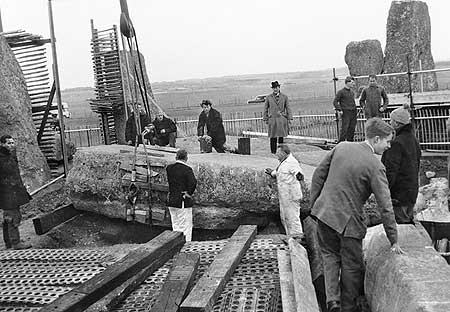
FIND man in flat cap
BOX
[263,81,292,153]
[333,76,357,142]
[382,106,421,224]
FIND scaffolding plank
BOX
[151,252,200,312]
[180,225,257,312]
[277,250,296,312]
[41,231,185,312]
[32,204,80,235]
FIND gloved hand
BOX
[296,172,304,181]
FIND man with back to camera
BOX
[333,76,357,142]
[166,149,197,242]
[148,111,177,148]
[263,81,292,154]
[382,106,421,224]
[197,99,226,153]
[359,74,389,119]
[0,135,32,250]
[310,118,403,312]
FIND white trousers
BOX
[168,206,193,242]
[279,197,303,235]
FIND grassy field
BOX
[61,61,450,128]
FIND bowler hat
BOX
[271,81,280,88]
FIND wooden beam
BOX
[180,225,257,312]
[121,175,169,192]
[40,231,185,312]
[277,250,296,312]
[32,203,80,235]
[288,238,320,312]
[144,144,179,154]
[151,252,200,312]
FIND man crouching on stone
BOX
[265,144,304,237]
[0,135,32,250]
[166,149,197,242]
[310,118,403,312]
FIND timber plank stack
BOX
[3,30,58,175]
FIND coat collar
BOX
[175,160,192,168]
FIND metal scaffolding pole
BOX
[48,0,68,176]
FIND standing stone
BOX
[383,0,438,93]
[0,35,51,191]
[345,39,384,96]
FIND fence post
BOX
[332,68,339,141]
[406,55,416,128]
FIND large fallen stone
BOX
[66,145,315,229]
[364,224,450,312]
[0,35,51,191]
[383,0,438,93]
[345,39,384,96]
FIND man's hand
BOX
[379,107,385,112]
[160,129,166,134]
[336,110,343,117]
[127,140,133,145]
[265,168,274,176]
[390,242,405,254]
[182,191,192,199]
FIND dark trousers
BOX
[151,132,177,148]
[270,137,284,154]
[2,209,22,248]
[317,220,364,312]
[339,109,357,142]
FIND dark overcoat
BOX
[0,147,30,210]
[166,161,197,208]
[263,92,292,138]
[197,108,226,147]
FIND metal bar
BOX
[29,174,64,197]
[48,0,68,177]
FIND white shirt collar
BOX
[176,160,191,168]
[364,140,375,153]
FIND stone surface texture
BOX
[0,35,51,191]
[65,145,314,229]
[415,177,450,222]
[383,0,438,93]
[345,39,384,96]
[364,224,450,312]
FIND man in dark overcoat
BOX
[382,106,421,224]
[197,100,226,153]
[0,135,32,249]
[263,81,292,153]
[310,118,403,312]
[359,74,389,119]
[166,149,197,241]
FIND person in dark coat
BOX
[149,111,177,147]
[197,100,226,153]
[0,135,32,250]
[333,76,357,142]
[381,106,421,224]
[166,149,197,241]
[125,104,152,145]
[310,118,403,312]
[263,81,292,153]
[359,74,389,119]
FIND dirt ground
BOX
[1,136,326,250]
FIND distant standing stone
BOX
[345,40,384,96]
[383,0,438,93]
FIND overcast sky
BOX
[0,0,448,88]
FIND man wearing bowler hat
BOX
[263,81,292,153]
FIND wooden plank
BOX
[119,149,165,158]
[121,175,169,192]
[277,250,297,312]
[41,231,185,312]
[144,144,179,154]
[180,225,257,312]
[119,163,160,177]
[289,238,320,312]
[151,252,200,312]
[32,203,80,235]
[120,158,166,168]
[84,251,188,312]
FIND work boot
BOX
[12,242,32,250]
[327,300,341,312]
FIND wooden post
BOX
[238,137,251,155]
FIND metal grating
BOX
[0,237,285,312]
